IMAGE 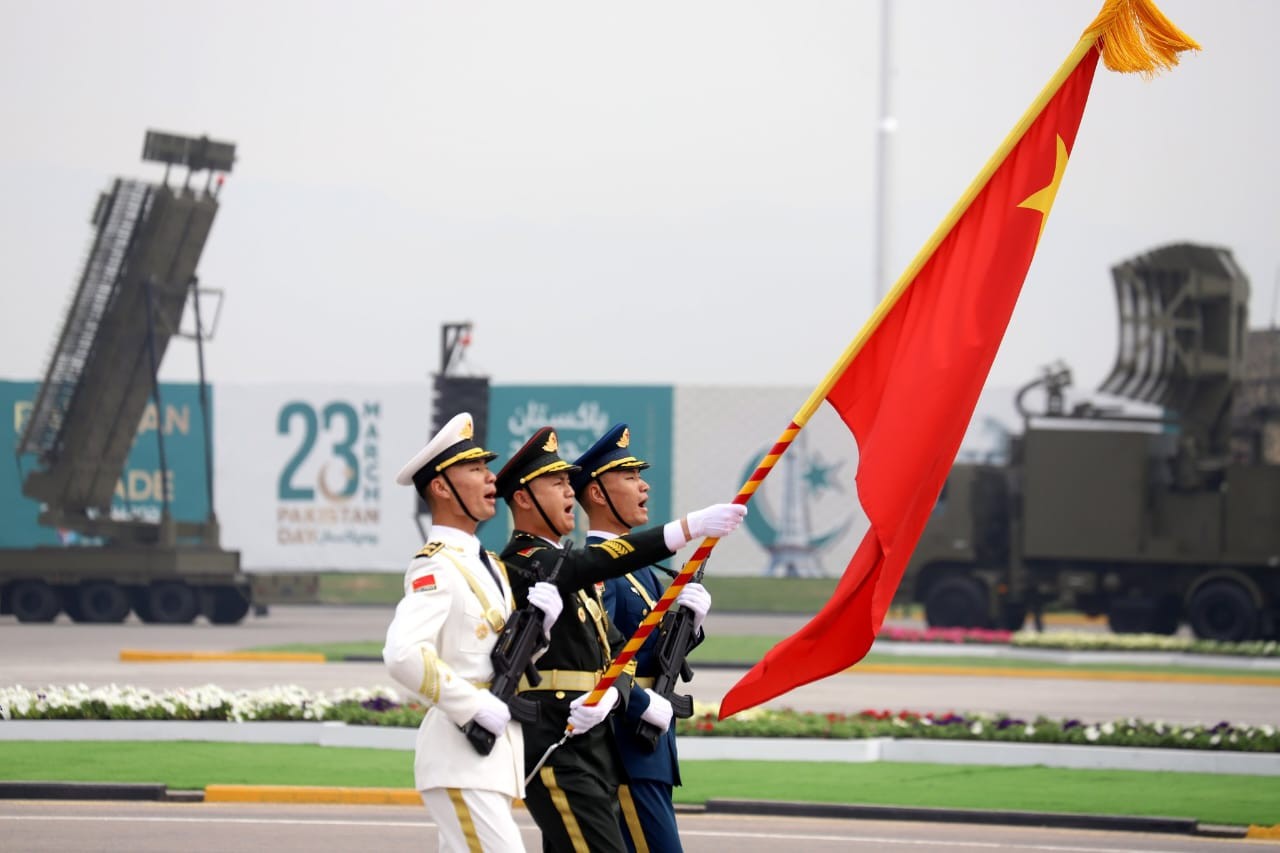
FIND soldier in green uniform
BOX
[496,426,745,853]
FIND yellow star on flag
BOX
[1017,134,1069,246]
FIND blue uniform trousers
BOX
[618,779,682,853]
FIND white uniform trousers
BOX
[421,786,527,853]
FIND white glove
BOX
[527,581,563,638]
[471,689,511,736]
[566,686,619,736]
[640,689,673,733]
[664,503,747,550]
[688,503,747,538]
[675,582,711,634]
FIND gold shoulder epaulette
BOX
[416,541,445,558]
[591,538,635,559]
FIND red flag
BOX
[721,0,1202,718]
[719,45,1103,719]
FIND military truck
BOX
[0,131,252,624]
[900,243,1280,641]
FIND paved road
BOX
[2,606,1277,726]
[0,801,1247,852]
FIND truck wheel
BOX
[200,587,251,624]
[76,582,131,623]
[924,577,989,628]
[145,582,198,624]
[1188,581,1259,642]
[11,581,62,623]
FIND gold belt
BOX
[517,669,603,693]
[633,677,655,689]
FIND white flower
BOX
[5,686,1279,758]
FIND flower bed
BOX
[878,626,1012,644]
[875,626,1280,658]
[679,704,1280,752]
[1009,632,1280,657]
[3,684,1276,754]
[0,684,398,724]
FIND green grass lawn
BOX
[2,741,1276,827]
[0,741,411,789]
[677,760,1280,827]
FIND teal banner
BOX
[0,380,213,547]
[479,385,674,553]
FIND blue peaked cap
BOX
[570,423,650,495]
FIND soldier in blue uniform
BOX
[572,423,711,853]
[496,426,742,853]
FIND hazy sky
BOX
[2,0,1276,398]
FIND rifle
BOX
[633,565,704,752]
[462,547,566,756]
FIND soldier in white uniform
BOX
[383,412,564,853]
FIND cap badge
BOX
[459,419,474,440]
[617,428,631,449]
[543,431,559,452]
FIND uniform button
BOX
[555,691,566,700]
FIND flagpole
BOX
[530,1,1202,775]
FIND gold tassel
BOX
[1083,0,1201,76]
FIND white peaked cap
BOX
[395,412,497,487]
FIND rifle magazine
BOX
[669,692,694,719]
[461,721,497,756]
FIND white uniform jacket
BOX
[382,525,525,798]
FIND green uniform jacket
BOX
[501,526,675,787]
